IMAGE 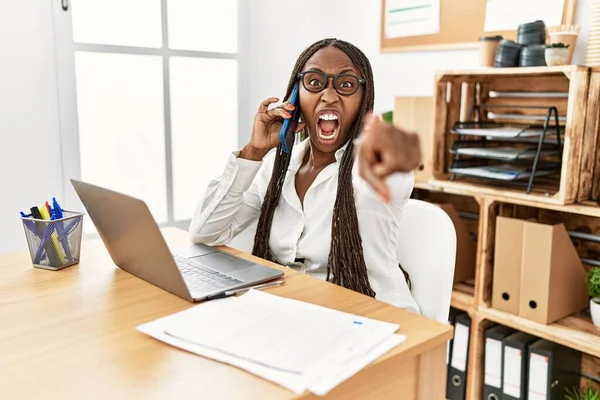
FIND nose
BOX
[320,77,339,104]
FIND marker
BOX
[53,197,64,219]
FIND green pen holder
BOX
[21,211,85,270]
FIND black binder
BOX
[483,324,515,400]
[526,339,581,399]
[446,308,462,400]
[447,312,471,400]
[446,308,461,363]
[502,331,537,400]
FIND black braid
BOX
[252,38,376,297]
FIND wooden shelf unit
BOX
[414,187,600,399]
[429,66,600,206]
[399,66,600,399]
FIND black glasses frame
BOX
[297,70,366,96]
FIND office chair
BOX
[228,199,457,323]
[395,199,457,323]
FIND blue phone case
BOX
[279,82,300,153]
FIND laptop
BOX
[71,179,284,302]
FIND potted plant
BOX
[545,42,570,66]
[587,267,600,327]
[565,385,600,400]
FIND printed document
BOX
[137,290,406,395]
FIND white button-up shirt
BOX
[189,138,420,314]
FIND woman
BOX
[189,38,420,313]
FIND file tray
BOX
[450,121,562,139]
[432,67,595,205]
[449,164,560,182]
[451,145,559,161]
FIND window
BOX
[53,0,241,233]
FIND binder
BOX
[502,331,538,400]
[492,217,525,315]
[447,313,471,400]
[519,221,588,324]
[484,325,515,400]
[446,308,462,365]
[527,339,581,400]
[446,308,462,400]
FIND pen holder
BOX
[21,210,85,271]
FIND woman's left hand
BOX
[356,114,421,202]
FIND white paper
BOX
[484,338,502,388]
[527,353,549,400]
[502,347,522,398]
[450,322,469,372]
[137,290,406,396]
[384,0,440,39]
[484,0,563,32]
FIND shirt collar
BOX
[288,138,350,171]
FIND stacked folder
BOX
[483,324,582,399]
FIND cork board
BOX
[380,0,577,52]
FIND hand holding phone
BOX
[241,85,304,161]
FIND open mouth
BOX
[316,111,341,143]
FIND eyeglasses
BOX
[297,70,366,96]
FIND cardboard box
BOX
[492,217,588,324]
[393,96,434,183]
[492,217,525,315]
[435,203,476,283]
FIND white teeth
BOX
[319,113,338,121]
[319,132,336,139]
[317,126,338,140]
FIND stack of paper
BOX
[137,289,406,396]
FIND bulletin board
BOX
[380,0,577,52]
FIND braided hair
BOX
[251,38,376,297]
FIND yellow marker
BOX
[39,204,66,264]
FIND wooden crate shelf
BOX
[478,306,600,358]
[429,66,600,206]
[451,283,475,313]
[412,184,600,399]
[415,181,600,217]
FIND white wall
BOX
[243,0,591,145]
[0,1,63,254]
[0,0,592,254]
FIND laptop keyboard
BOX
[173,255,243,292]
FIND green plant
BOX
[548,42,570,48]
[587,267,600,299]
[565,385,600,400]
[382,111,393,124]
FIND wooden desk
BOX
[0,228,453,399]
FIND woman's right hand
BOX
[240,97,304,161]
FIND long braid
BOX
[252,39,377,297]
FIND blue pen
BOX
[53,197,64,219]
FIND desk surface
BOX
[0,227,452,399]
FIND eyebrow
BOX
[305,67,358,75]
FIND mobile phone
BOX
[279,82,301,153]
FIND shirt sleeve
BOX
[188,150,271,246]
[386,170,415,209]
